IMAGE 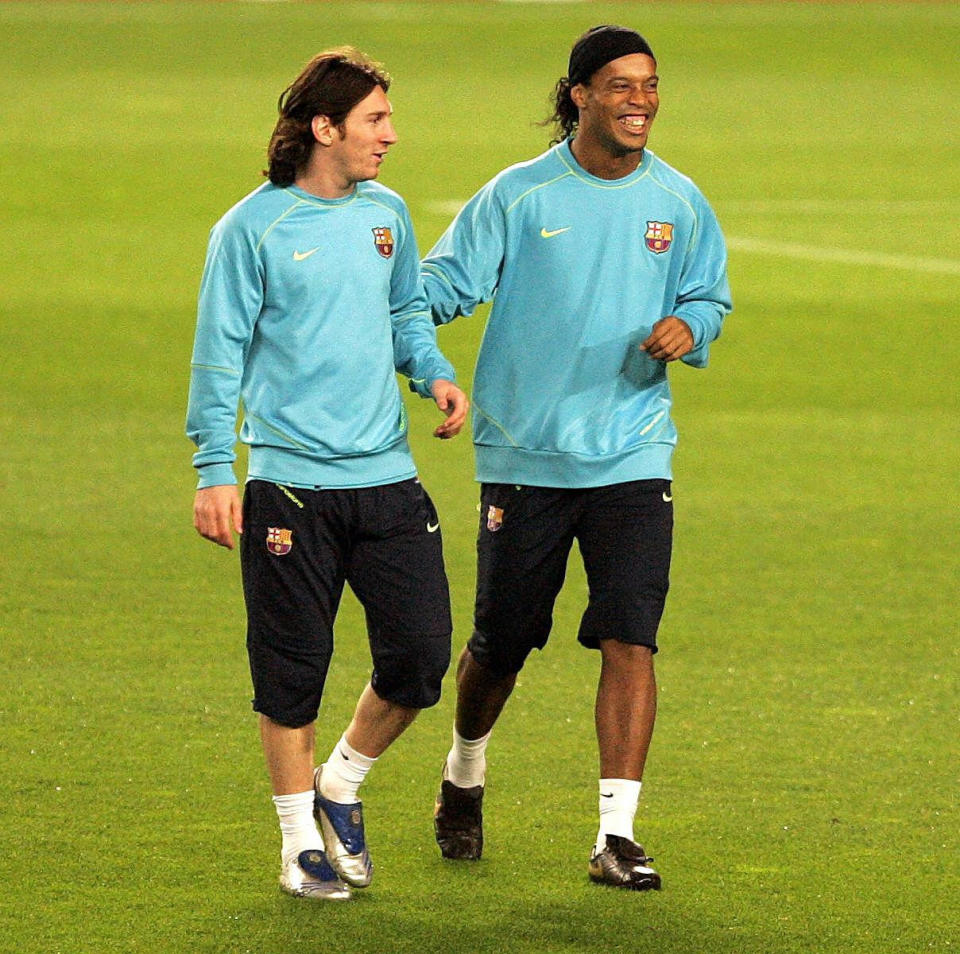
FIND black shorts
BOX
[469,480,673,675]
[240,479,452,728]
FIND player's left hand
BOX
[430,379,469,439]
[640,316,694,362]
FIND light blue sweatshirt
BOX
[187,180,455,490]
[421,140,732,488]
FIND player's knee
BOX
[467,627,533,676]
[370,629,451,709]
[598,637,656,663]
[247,638,329,727]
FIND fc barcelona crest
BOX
[372,227,394,258]
[266,527,293,556]
[486,506,504,532]
[645,221,674,254]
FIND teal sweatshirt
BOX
[187,180,455,490]
[421,140,732,488]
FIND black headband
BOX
[567,25,655,87]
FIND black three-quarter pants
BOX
[240,478,452,728]
[469,479,673,675]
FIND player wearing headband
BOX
[422,25,731,890]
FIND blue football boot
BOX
[279,848,351,901]
[313,766,373,888]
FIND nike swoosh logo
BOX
[540,227,571,239]
[427,521,440,533]
[293,247,320,261]
[662,492,673,502]
[600,792,614,799]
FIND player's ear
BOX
[311,114,335,146]
[570,82,588,110]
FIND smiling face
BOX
[571,53,659,165]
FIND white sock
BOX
[595,778,642,854]
[319,734,377,804]
[445,727,492,788]
[273,790,323,866]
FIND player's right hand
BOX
[193,484,243,549]
[640,316,694,362]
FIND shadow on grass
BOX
[174,858,764,954]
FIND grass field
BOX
[1,2,957,952]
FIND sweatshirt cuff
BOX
[195,463,237,489]
[674,311,705,350]
[408,374,456,399]
[408,360,456,399]
[408,377,433,398]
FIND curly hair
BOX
[542,76,579,145]
[264,48,391,186]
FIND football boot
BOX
[588,834,662,891]
[279,848,352,901]
[313,766,373,888]
[434,764,484,860]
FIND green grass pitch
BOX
[1,2,957,952]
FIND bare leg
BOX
[260,681,419,796]
[315,684,411,889]
[453,646,517,739]
[260,716,316,795]
[344,682,419,757]
[595,642,657,780]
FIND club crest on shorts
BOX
[645,221,674,254]
[486,505,504,532]
[266,527,293,556]
[372,227,394,258]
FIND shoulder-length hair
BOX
[265,48,390,186]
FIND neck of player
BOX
[570,136,644,181]
[294,168,357,200]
